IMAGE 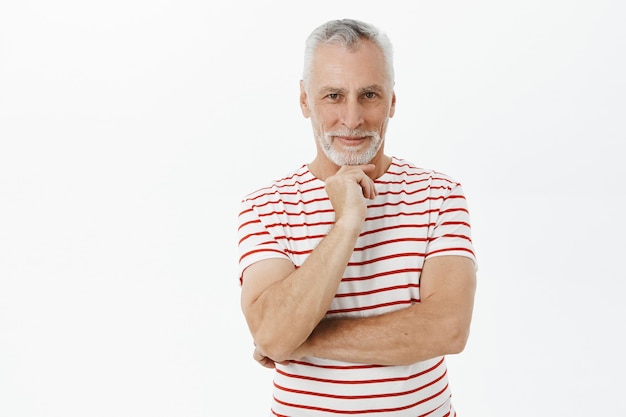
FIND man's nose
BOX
[340,98,364,130]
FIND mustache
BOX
[325,130,380,139]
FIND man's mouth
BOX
[335,135,368,146]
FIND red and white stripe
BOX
[238,157,474,416]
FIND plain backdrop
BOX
[1,1,625,416]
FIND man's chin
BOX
[329,155,373,166]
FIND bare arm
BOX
[240,165,377,363]
[292,255,477,366]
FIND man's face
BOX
[300,40,396,166]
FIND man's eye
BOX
[328,93,339,99]
[364,92,377,99]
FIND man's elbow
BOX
[445,320,471,355]
[253,330,302,364]
[255,342,291,364]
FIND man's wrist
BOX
[332,216,363,239]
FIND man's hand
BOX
[324,164,378,230]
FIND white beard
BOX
[317,130,383,166]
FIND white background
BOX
[1,1,624,416]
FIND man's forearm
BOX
[293,304,454,366]
[247,218,363,362]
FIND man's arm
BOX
[292,255,477,366]
[240,165,377,364]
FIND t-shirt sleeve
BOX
[237,198,291,285]
[425,182,477,268]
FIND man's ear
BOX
[389,91,397,118]
[299,80,311,118]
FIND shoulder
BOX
[242,164,310,200]
[385,157,461,190]
[240,164,327,212]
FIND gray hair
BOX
[302,19,394,89]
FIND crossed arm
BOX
[239,165,476,367]
[292,255,476,366]
[242,254,476,367]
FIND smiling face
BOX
[300,39,396,177]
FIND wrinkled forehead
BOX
[309,41,392,90]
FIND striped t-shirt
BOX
[237,157,476,417]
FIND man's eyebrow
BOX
[358,84,385,94]
[317,86,346,95]
[316,85,386,95]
